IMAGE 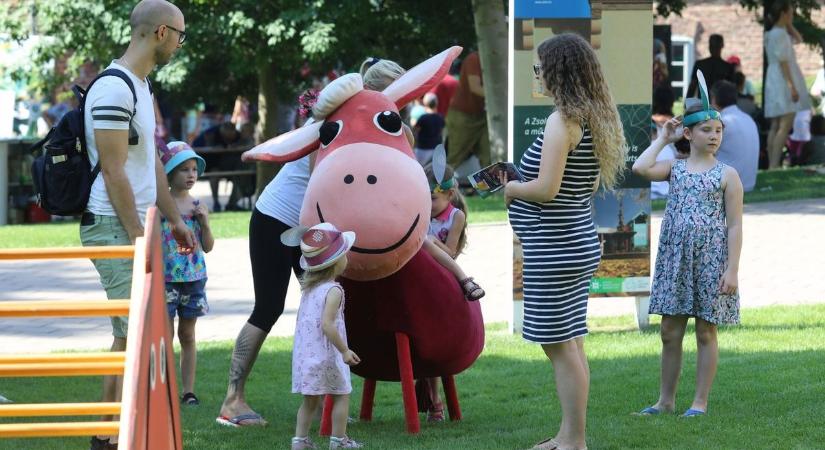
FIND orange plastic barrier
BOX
[0,300,130,318]
[0,402,121,417]
[0,207,182,449]
[0,246,134,260]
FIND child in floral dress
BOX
[160,141,214,406]
[631,71,744,417]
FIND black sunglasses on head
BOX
[156,24,186,44]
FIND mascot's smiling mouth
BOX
[316,203,419,254]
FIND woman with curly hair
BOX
[502,33,627,450]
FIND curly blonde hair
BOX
[537,33,628,189]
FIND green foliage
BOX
[2,0,477,110]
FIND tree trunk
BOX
[472,0,508,162]
[255,61,280,196]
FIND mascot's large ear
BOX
[241,120,322,163]
[383,46,462,108]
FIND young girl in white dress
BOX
[283,222,363,450]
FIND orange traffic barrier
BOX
[0,402,121,417]
[0,421,120,438]
[0,300,130,318]
[0,245,134,260]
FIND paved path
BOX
[1,198,823,353]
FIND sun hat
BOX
[160,140,206,176]
[281,222,356,272]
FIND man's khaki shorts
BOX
[80,213,133,338]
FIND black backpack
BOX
[30,69,148,216]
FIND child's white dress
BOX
[292,281,352,395]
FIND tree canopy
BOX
[1,0,478,110]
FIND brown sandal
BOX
[460,277,485,301]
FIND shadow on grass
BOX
[2,320,824,449]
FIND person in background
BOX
[763,1,812,168]
[726,55,757,99]
[687,34,735,98]
[192,121,244,212]
[445,51,489,171]
[413,93,446,166]
[652,39,669,89]
[801,114,825,165]
[430,59,460,118]
[711,80,760,192]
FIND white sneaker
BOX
[291,436,318,450]
[329,436,363,449]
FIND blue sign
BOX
[514,0,591,19]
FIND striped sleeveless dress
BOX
[508,126,602,344]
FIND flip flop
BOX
[530,437,559,450]
[215,413,267,427]
[681,408,706,418]
[633,406,662,416]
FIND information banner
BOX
[511,0,653,326]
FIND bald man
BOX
[82,2,193,449]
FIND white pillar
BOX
[635,296,650,330]
[0,141,8,226]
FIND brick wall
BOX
[655,0,825,83]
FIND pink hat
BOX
[726,55,741,66]
[281,223,356,272]
[160,141,205,176]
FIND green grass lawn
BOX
[1,166,822,248]
[2,305,824,449]
[0,195,508,248]
[651,166,825,210]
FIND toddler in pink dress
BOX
[282,222,363,450]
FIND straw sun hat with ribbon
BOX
[281,223,356,272]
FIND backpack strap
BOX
[74,68,141,181]
[82,68,139,114]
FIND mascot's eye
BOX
[319,120,343,147]
[373,111,402,136]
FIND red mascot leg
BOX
[319,394,334,436]
[395,332,420,434]
[360,378,376,421]
[441,375,462,421]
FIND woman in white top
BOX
[763,1,811,168]
[218,59,412,427]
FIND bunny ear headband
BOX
[429,144,456,193]
[682,69,722,127]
